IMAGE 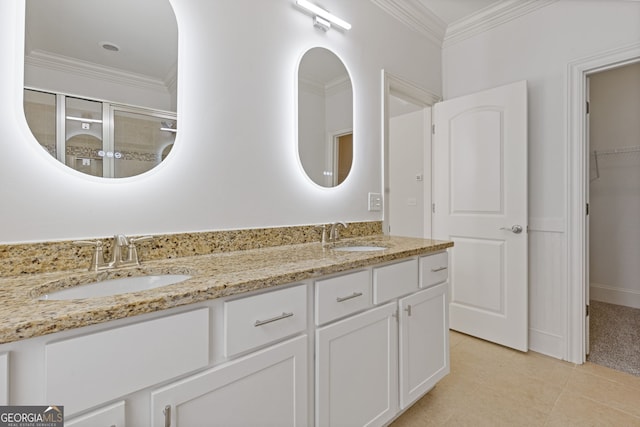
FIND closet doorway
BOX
[587,62,640,376]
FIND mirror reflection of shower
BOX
[24,89,177,178]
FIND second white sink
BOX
[38,274,192,300]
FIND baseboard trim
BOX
[590,283,640,310]
[529,328,564,360]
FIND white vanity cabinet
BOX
[152,283,309,427]
[1,246,449,427]
[315,252,450,427]
[0,352,8,405]
[65,401,126,427]
[398,282,449,409]
[316,303,398,427]
[45,308,210,416]
[151,335,308,427]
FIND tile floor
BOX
[391,331,640,426]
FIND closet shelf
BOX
[591,145,640,182]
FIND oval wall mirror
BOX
[23,0,178,179]
[298,47,353,187]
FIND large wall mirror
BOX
[23,0,178,178]
[298,47,353,187]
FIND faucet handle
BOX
[315,225,328,247]
[129,235,153,245]
[125,235,153,265]
[73,240,106,271]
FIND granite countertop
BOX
[0,235,453,345]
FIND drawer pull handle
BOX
[254,312,294,327]
[405,304,412,316]
[336,292,364,303]
[431,266,448,272]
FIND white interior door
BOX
[433,80,528,352]
[389,104,431,238]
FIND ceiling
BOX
[24,0,178,84]
[23,0,500,86]
[418,0,500,25]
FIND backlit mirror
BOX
[298,47,353,187]
[23,0,178,178]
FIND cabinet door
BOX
[65,401,125,427]
[151,335,308,427]
[0,352,7,405]
[316,302,398,427]
[398,283,449,409]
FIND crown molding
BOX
[370,0,446,46]
[443,0,558,47]
[25,50,171,93]
[372,0,557,48]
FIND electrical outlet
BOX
[368,192,382,211]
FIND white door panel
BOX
[434,80,528,352]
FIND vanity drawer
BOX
[420,252,449,288]
[373,259,419,304]
[224,284,307,357]
[315,270,371,325]
[45,308,210,416]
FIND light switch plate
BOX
[368,192,382,211]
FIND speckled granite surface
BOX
[0,222,382,277]
[0,234,452,345]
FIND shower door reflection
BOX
[112,108,176,178]
[24,89,177,178]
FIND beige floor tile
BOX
[546,390,640,427]
[393,331,640,426]
[441,387,549,427]
[566,369,640,418]
[501,351,575,389]
[577,361,640,392]
[481,367,564,414]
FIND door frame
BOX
[381,70,440,236]
[566,41,640,364]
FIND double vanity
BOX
[0,231,452,426]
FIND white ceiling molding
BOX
[370,0,447,46]
[443,0,558,47]
[25,50,171,93]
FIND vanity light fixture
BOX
[295,0,351,31]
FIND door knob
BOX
[500,225,523,234]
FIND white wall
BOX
[0,0,442,243]
[589,62,640,309]
[442,0,640,359]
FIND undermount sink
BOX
[37,274,192,301]
[333,245,386,252]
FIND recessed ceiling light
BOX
[99,41,120,52]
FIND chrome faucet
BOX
[329,222,348,244]
[74,234,152,271]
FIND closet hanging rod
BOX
[591,145,640,182]
[594,145,640,156]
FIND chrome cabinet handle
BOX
[254,312,294,327]
[500,225,523,234]
[431,266,448,272]
[404,304,412,316]
[336,292,363,303]
[163,405,171,427]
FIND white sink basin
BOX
[38,274,191,300]
[333,246,386,252]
